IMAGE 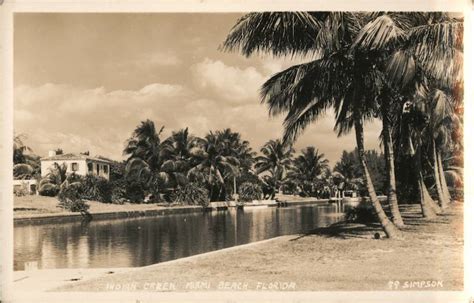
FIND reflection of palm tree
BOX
[255,139,294,195]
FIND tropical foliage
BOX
[223,11,463,238]
[238,182,263,202]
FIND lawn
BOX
[13,195,166,218]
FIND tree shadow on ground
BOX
[290,221,383,241]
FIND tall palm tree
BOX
[223,12,402,237]
[160,127,203,189]
[188,131,240,201]
[289,146,329,197]
[255,139,294,195]
[223,11,462,237]
[212,128,256,197]
[384,14,462,215]
[123,120,168,196]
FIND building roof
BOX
[40,153,113,164]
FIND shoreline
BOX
[13,195,331,225]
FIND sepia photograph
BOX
[1,3,470,302]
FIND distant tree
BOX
[334,149,385,195]
[188,130,240,201]
[123,120,166,199]
[255,139,294,195]
[38,162,68,196]
[288,146,330,197]
[13,134,31,164]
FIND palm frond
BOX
[386,50,416,88]
[352,14,406,51]
[221,12,324,57]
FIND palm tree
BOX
[188,131,240,201]
[289,146,329,197]
[333,150,365,196]
[223,11,462,237]
[255,139,294,196]
[39,162,68,193]
[13,134,41,179]
[13,134,31,164]
[123,120,167,197]
[223,12,402,238]
[383,14,462,216]
[212,128,256,198]
[160,128,203,190]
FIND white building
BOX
[40,151,112,180]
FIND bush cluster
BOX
[58,181,90,213]
[238,182,263,202]
[80,174,113,203]
[171,183,209,207]
[38,183,59,196]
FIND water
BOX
[14,203,345,271]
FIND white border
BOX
[1,1,472,302]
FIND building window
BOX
[96,163,100,175]
[71,162,79,171]
[103,165,109,174]
[87,162,93,172]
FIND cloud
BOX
[191,58,266,103]
[14,83,190,159]
[14,77,382,166]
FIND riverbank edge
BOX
[12,236,292,294]
[14,199,330,226]
[51,202,463,293]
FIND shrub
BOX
[126,181,145,203]
[171,183,209,207]
[80,174,112,203]
[345,203,377,224]
[38,183,59,197]
[238,182,263,202]
[58,181,90,213]
[109,180,128,204]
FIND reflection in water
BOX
[14,204,345,270]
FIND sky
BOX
[14,13,383,166]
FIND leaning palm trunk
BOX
[432,141,448,209]
[437,152,452,203]
[415,148,440,218]
[354,117,400,239]
[382,111,404,227]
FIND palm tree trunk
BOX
[354,117,400,239]
[381,111,404,227]
[437,152,452,203]
[415,148,438,218]
[432,141,448,209]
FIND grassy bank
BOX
[55,202,463,292]
[14,195,169,218]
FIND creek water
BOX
[14,203,346,270]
